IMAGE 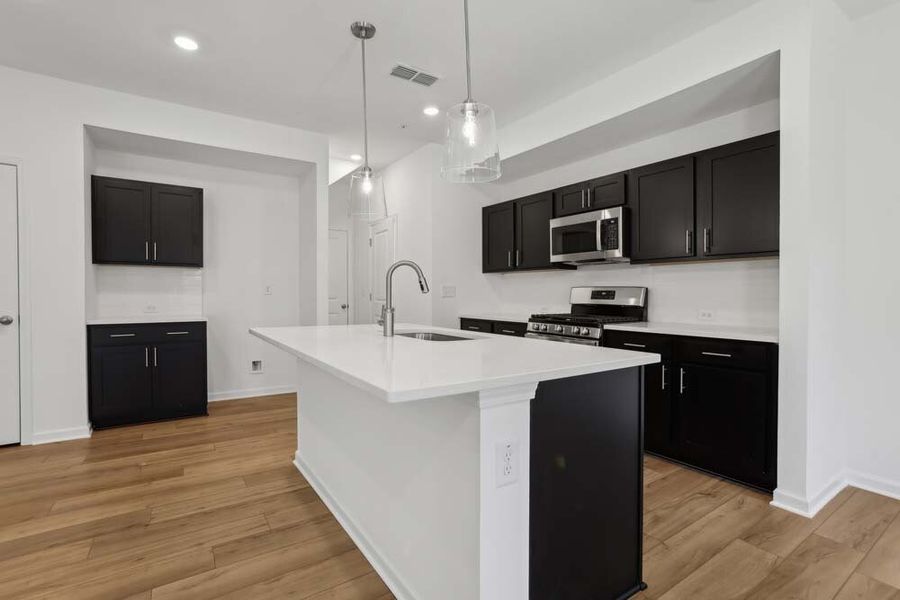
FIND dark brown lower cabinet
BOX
[88,322,208,428]
[459,318,527,337]
[604,330,777,492]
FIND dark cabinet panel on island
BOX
[92,175,204,267]
[88,322,208,429]
[459,318,527,337]
[604,330,777,492]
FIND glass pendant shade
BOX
[442,101,500,183]
[349,167,386,220]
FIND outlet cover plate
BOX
[495,440,519,487]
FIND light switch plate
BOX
[441,285,456,298]
[698,309,715,321]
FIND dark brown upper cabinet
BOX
[515,192,554,269]
[553,172,626,217]
[483,192,559,273]
[697,132,779,258]
[482,201,516,272]
[92,176,204,267]
[628,156,696,262]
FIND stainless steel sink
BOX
[396,332,474,342]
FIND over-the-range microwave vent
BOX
[390,64,439,87]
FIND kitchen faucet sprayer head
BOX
[419,277,430,294]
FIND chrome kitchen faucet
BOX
[379,260,430,336]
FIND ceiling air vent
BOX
[390,64,439,87]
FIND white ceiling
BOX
[0,0,764,169]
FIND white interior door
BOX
[0,164,20,445]
[328,229,349,325]
[369,216,397,322]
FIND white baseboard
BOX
[31,425,92,445]
[846,469,900,502]
[293,453,415,600]
[772,468,900,517]
[208,386,296,402]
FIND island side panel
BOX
[293,360,480,600]
[530,367,645,600]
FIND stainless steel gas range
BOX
[526,286,648,346]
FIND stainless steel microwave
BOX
[549,206,629,265]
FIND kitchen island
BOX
[250,323,659,600]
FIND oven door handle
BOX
[525,332,599,346]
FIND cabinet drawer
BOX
[676,337,769,371]
[460,318,493,333]
[89,322,206,346]
[604,330,673,359]
[145,322,206,342]
[493,321,527,337]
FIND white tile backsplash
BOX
[89,265,203,319]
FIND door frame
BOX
[1,158,32,445]
[328,227,352,325]
[367,215,398,323]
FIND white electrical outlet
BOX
[698,309,715,321]
[495,440,519,487]
[143,304,159,314]
[264,285,273,296]
[441,285,456,298]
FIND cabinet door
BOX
[629,157,695,261]
[644,361,674,457]
[515,192,553,269]
[92,176,151,264]
[90,344,153,427]
[586,172,626,210]
[553,182,589,217]
[697,132,779,257]
[151,184,203,266]
[676,364,772,489]
[152,340,208,418]
[482,202,515,272]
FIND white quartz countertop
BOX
[86,315,207,326]
[604,321,779,344]
[459,312,532,324]
[250,323,659,403]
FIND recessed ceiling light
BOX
[350,154,363,161]
[423,106,440,117]
[174,36,199,51]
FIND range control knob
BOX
[555,325,564,333]
[572,327,582,335]
[540,324,548,332]
[583,328,593,336]
[531,323,540,330]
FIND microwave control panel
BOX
[600,218,620,251]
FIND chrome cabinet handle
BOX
[153,242,158,261]
[703,228,711,254]
[467,326,480,331]
[586,188,592,208]
[145,241,149,262]
[702,351,733,358]
[145,347,149,368]
[623,342,646,349]
[153,346,158,367]
[166,331,190,336]
[109,333,136,338]
[679,367,686,394]
[507,251,512,268]
[0,315,13,326]
[580,190,586,209]
[685,230,693,254]
[661,364,667,391]
[515,250,520,267]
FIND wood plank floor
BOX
[1,394,898,599]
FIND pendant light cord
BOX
[464,0,473,102]
[360,37,370,169]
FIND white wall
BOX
[841,1,900,499]
[88,149,303,401]
[0,64,328,443]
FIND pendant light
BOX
[348,21,387,220]
[441,0,500,183]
